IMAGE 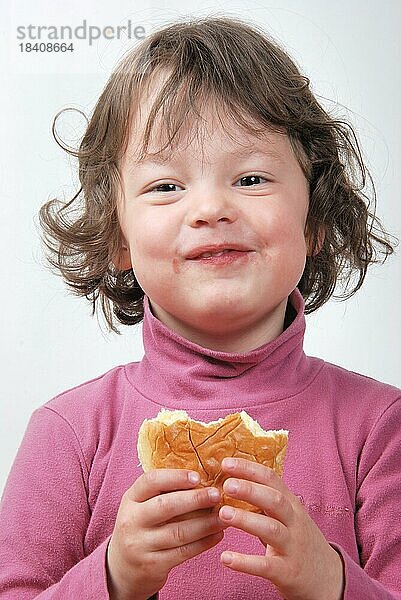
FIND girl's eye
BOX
[236,175,268,187]
[150,183,181,193]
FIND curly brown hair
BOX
[39,16,398,333]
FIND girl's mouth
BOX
[190,249,252,266]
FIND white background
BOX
[1,0,400,493]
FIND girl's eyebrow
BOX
[129,146,283,168]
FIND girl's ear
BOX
[112,242,132,271]
[306,225,325,257]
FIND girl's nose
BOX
[185,190,238,228]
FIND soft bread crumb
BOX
[239,410,288,438]
[155,409,189,425]
[152,408,288,437]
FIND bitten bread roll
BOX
[137,409,288,513]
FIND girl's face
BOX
[118,101,310,352]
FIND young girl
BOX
[1,15,400,600]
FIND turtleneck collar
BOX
[125,288,323,411]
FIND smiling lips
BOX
[196,249,241,259]
[185,244,253,265]
[186,244,252,260]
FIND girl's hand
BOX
[107,469,224,600]
[218,458,344,600]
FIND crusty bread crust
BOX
[137,410,288,513]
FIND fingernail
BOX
[223,458,236,469]
[188,471,200,484]
[225,479,239,494]
[221,551,233,565]
[220,506,235,520]
[208,487,220,502]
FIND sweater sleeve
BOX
[333,396,401,599]
[0,407,110,599]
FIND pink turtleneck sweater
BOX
[1,288,401,599]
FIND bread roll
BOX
[137,409,288,513]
